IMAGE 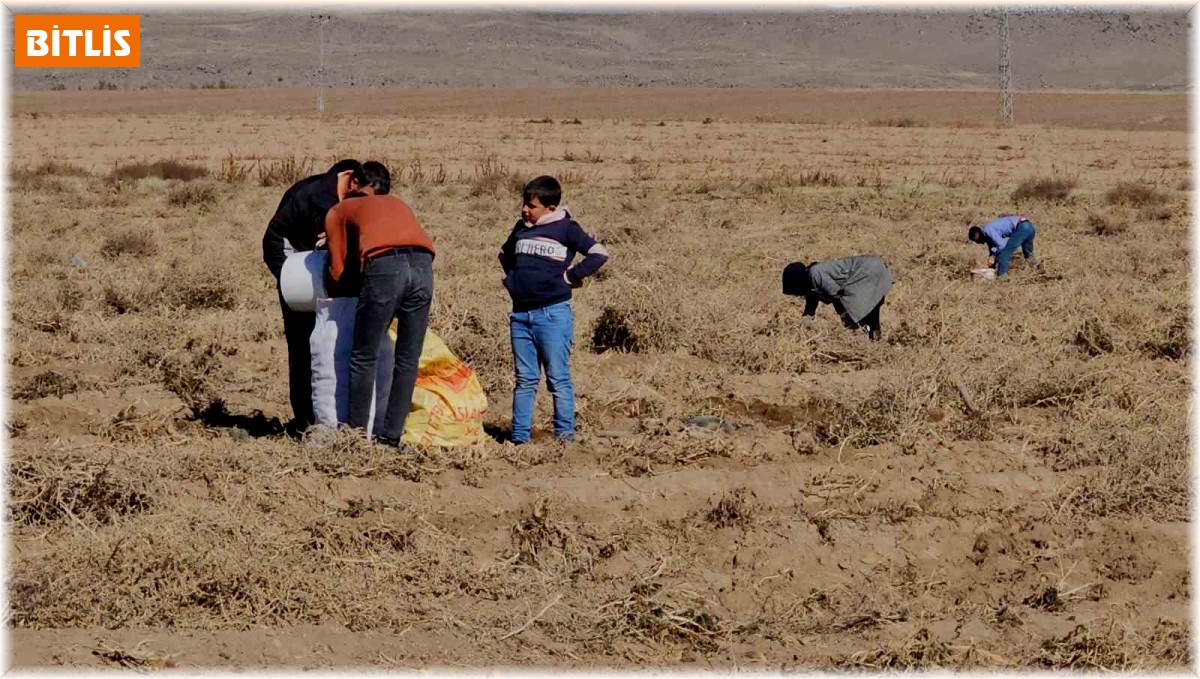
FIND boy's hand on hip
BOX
[564,271,583,289]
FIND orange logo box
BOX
[15,15,140,68]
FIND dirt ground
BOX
[6,88,1191,670]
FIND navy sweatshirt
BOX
[499,214,609,312]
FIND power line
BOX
[311,14,330,116]
[998,7,1013,126]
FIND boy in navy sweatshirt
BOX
[499,176,610,444]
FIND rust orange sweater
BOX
[324,194,434,290]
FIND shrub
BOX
[166,182,219,210]
[592,307,641,353]
[102,282,158,315]
[166,269,238,310]
[25,160,90,178]
[257,156,313,187]
[869,117,919,128]
[155,342,227,415]
[57,281,86,312]
[402,159,448,187]
[797,169,844,187]
[1142,313,1190,361]
[1012,177,1075,202]
[1140,205,1172,222]
[100,229,159,258]
[110,160,208,182]
[467,155,524,198]
[1106,182,1166,207]
[215,154,253,183]
[1075,317,1116,356]
[14,371,80,401]
[9,458,153,527]
[1087,212,1127,237]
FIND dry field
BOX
[6,88,1191,669]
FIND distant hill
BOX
[9,9,1189,91]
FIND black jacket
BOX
[262,172,340,280]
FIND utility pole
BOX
[998,7,1013,126]
[312,14,330,115]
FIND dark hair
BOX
[967,226,983,242]
[328,159,362,174]
[355,161,391,195]
[781,261,811,296]
[523,175,561,208]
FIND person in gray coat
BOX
[782,255,894,341]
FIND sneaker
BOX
[302,425,338,448]
[284,418,313,440]
[374,435,402,448]
[868,327,883,342]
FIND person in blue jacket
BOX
[968,214,1039,276]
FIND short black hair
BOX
[967,226,983,243]
[355,161,391,195]
[328,159,362,174]
[523,175,561,208]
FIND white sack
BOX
[310,297,395,437]
[281,250,329,313]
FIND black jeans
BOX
[860,297,884,340]
[277,288,316,427]
[348,249,434,440]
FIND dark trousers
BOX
[860,297,884,334]
[348,250,434,441]
[278,289,316,427]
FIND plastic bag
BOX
[309,300,487,447]
[401,331,489,448]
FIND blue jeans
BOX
[509,301,575,443]
[995,220,1036,276]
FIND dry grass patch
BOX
[1105,181,1167,207]
[468,155,525,197]
[701,488,759,528]
[1086,211,1127,236]
[100,228,159,258]
[1035,620,1189,670]
[837,628,966,669]
[595,581,728,654]
[1012,176,1075,202]
[13,370,82,401]
[24,160,91,177]
[166,181,219,210]
[165,267,240,310]
[110,159,208,182]
[9,456,154,528]
[215,154,254,183]
[257,156,313,187]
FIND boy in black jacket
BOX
[499,176,609,443]
[262,158,361,435]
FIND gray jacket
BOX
[807,255,894,323]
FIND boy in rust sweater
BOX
[324,162,435,446]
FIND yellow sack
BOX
[389,325,488,447]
